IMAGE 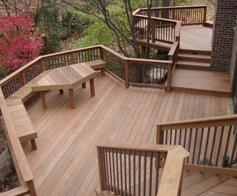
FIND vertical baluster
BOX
[108,148,112,191]
[120,149,123,195]
[174,129,177,144]
[128,150,131,196]
[222,126,232,167]
[112,148,116,193]
[165,130,168,144]
[187,128,193,163]
[230,126,237,168]
[143,151,147,196]
[183,129,187,148]
[179,129,182,145]
[155,152,160,195]
[197,128,204,165]
[192,128,198,164]
[105,148,109,190]
[169,129,172,144]
[133,150,136,196]
[209,127,217,166]
[124,149,127,195]
[116,149,120,195]
[149,151,153,196]
[215,126,224,166]
[203,127,211,165]
[138,151,141,196]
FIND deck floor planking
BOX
[22,74,233,196]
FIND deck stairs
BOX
[176,49,211,70]
[95,169,237,196]
[171,49,231,96]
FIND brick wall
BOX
[230,20,237,86]
[211,0,237,72]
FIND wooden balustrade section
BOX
[157,115,237,177]
[0,45,174,98]
[96,143,189,196]
[0,89,36,196]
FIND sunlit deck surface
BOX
[21,73,235,196]
[180,26,213,50]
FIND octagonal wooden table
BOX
[31,63,96,109]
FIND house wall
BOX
[211,0,237,72]
[230,20,237,86]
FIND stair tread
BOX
[177,61,210,66]
[178,54,211,59]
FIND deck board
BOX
[22,74,233,196]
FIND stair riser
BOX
[176,64,210,70]
[178,56,211,63]
[178,49,211,56]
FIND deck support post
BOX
[27,180,37,196]
[30,139,37,150]
[90,78,95,97]
[40,91,47,109]
[69,89,75,109]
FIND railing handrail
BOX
[157,114,237,130]
[97,143,189,196]
[134,5,207,14]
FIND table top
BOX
[31,63,96,91]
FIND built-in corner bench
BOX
[5,60,107,150]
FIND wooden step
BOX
[171,69,231,97]
[176,61,210,70]
[178,49,211,56]
[95,188,118,196]
[178,54,211,63]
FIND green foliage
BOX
[73,0,147,49]
[36,1,89,54]
[0,65,8,80]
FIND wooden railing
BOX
[96,143,189,196]
[0,45,176,98]
[157,115,237,177]
[133,6,206,45]
[135,6,207,26]
[0,90,37,196]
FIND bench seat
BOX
[81,59,107,76]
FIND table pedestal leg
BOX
[40,91,47,109]
[90,78,95,97]
[82,82,86,88]
[69,89,75,109]
[59,89,63,94]
[101,68,105,76]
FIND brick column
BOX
[211,0,237,72]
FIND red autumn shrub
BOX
[0,13,43,72]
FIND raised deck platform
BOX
[171,69,231,96]
[21,74,232,196]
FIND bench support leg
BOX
[40,91,47,109]
[101,68,105,76]
[90,78,95,97]
[30,139,37,150]
[59,89,63,94]
[27,180,37,196]
[82,82,86,88]
[69,89,75,109]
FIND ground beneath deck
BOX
[22,74,232,196]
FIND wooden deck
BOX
[171,69,231,96]
[180,26,213,51]
[20,73,234,196]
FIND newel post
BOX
[203,6,207,26]
[166,63,172,93]
[97,147,105,191]
[20,71,26,86]
[125,60,129,88]
[39,59,44,73]
[70,52,75,64]
[156,125,164,145]
[99,47,104,60]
